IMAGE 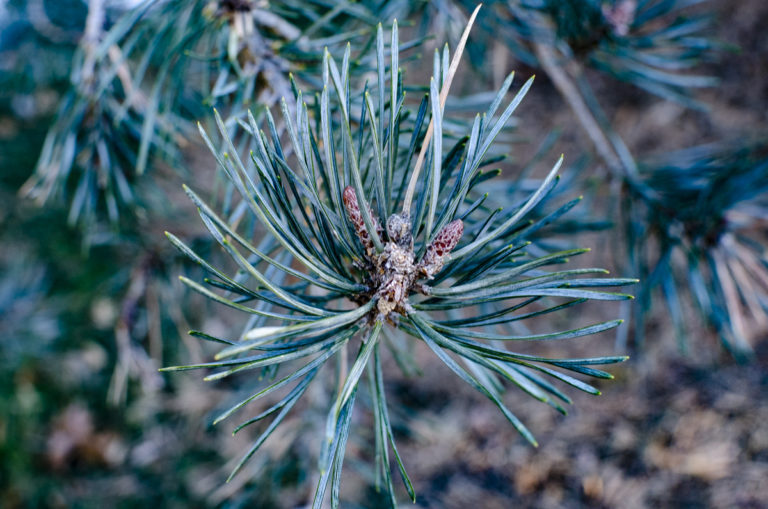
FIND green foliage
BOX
[22,0,381,233]
[380,0,718,107]
[624,140,768,358]
[488,0,719,107]
[0,254,57,370]
[0,0,84,94]
[7,0,767,506]
[164,17,631,505]
[584,0,718,106]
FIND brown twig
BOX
[533,42,623,173]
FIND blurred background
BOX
[1,0,767,507]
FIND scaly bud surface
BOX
[419,219,464,279]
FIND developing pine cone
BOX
[342,186,383,261]
[418,219,464,279]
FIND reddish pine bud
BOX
[419,219,463,278]
[342,186,381,258]
[431,219,463,255]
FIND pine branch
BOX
[163,14,633,506]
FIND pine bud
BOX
[419,219,463,278]
[342,186,382,259]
